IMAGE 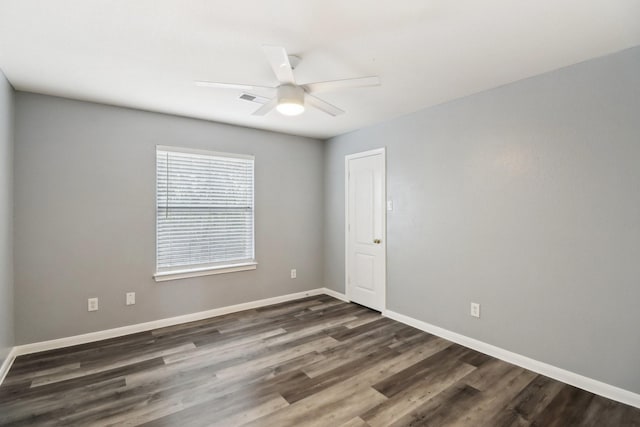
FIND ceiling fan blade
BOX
[252,98,278,116]
[306,94,345,116]
[195,81,275,91]
[302,76,380,94]
[262,45,296,84]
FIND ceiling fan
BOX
[195,45,380,117]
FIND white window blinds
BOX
[156,146,255,272]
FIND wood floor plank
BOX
[6,334,158,376]
[241,385,386,427]
[362,356,476,426]
[136,391,289,427]
[214,335,338,380]
[280,348,401,404]
[371,342,464,398]
[162,328,287,365]
[302,321,419,378]
[388,383,482,427]
[1,362,81,387]
[0,378,127,426]
[452,369,538,426]
[30,342,196,387]
[246,332,467,426]
[530,384,596,427]
[578,394,639,427]
[101,369,303,426]
[1,295,639,426]
[340,417,371,427]
[485,374,565,426]
[0,357,163,406]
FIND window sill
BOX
[154,262,257,282]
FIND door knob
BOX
[373,239,381,244]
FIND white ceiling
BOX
[1,1,639,139]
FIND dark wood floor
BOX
[1,295,639,426]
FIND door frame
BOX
[344,147,387,312]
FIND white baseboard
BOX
[10,288,636,410]
[12,288,326,358]
[322,287,349,302]
[384,309,640,409]
[0,347,17,385]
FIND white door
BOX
[346,148,386,311]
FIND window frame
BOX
[153,145,257,282]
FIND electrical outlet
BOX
[291,269,297,279]
[88,297,99,312]
[126,292,136,306]
[470,302,480,318]
[387,200,394,211]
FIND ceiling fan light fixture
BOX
[276,85,305,116]
[276,101,305,116]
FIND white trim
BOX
[384,309,640,409]
[156,145,254,161]
[0,347,17,385]
[11,289,325,357]
[323,288,349,302]
[154,262,257,282]
[344,147,387,312]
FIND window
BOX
[154,146,255,281]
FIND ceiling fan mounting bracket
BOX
[288,55,301,70]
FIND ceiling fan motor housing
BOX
[278,84,304,105]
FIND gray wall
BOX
[324,47,640,393]
[14,93,324,344]
[0,70,14,364]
